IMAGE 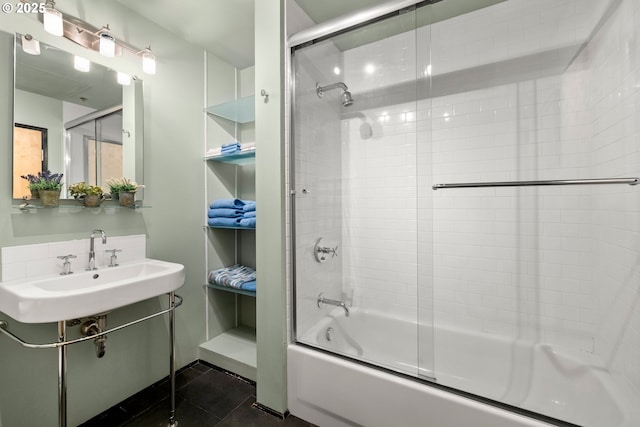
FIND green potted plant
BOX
[106,177,144,207]
[69,182,104,207]
[21,170,63,206]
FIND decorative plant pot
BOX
[39,189,61,207]
[30,188,40,199]
[119,191,136,207]
[83,194,104,207]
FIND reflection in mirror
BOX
[13,32,143,200]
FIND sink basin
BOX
[0,258,185,323]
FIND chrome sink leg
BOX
[58,320,67,427]
[169,291,177,426]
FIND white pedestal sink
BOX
[0,258,185,427]
[0,258,184,323]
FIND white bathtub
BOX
[288,309,640,427]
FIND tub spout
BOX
[317,293,349,317]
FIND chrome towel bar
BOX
[432,177,640,190]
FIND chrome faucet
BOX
[87,229,107,270]
[317,292,350,317]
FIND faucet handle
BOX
[105,249,122,267]
[57,254,77,275]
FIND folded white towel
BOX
[241,142,256,151]
[206,147,222,156]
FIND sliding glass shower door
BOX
[292,0,640,425]
[291,5,435,380]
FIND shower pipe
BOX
[0,293,183,427]
[432,177,640,190]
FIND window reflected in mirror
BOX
[13,124,47,199]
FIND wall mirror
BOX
[12,32,144,200]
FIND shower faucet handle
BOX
[314,238,339,262]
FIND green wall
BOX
[256,0,288,414]
[0,1,230,425]
[0,1,290,424]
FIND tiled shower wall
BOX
[336,0,640,385]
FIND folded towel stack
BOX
[209,264,256,291]
[206,142,256,157]
[221,142,241,154]
[240,201,256,228]
[207,199,256,228]
[207,198,245,227]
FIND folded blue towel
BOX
[208,217,242,228]
[243,211,256,218]
[243,202,256,212]
[208,264,256,289]
[222,147,240,155]
[208,208,243,218]
[210,198,246,209]
[241,280,256,292]
[239,217,256,228]
[222,142,240,148]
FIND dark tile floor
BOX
[79,361,316,427]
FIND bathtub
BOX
[288,308,639,427]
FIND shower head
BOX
[341,90,354,107]
[316,82,354,107]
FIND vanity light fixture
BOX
[43,0,63,37]
[117,72,131,86]
[73,55,90,72]
[21,34,40,55]
[141,47,156,75]
[99,27,115,58]
[30,1,158,74]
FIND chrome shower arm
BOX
[316,82,348,95]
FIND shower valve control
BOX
[314,238,338,263]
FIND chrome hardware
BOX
[432,177,640,190]
[260,88,270,102]
[87,229,107,270]
[80,315,108,358]
[325,327,334,342]
[57,255,77,275]
[317,292,349,317]
[0,293,182,427]
[105,249,122,267]
[314,238,338,263]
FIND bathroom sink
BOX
[0,258,185,323]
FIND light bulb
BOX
[117,72,131,86]
[43,3,63,36]
[74,56,90,72]
[142,49,156,75]
[21,34,40,55]
[99,31,115,57]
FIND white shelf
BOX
[199,326,257,381]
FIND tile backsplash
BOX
[0,234,146,282]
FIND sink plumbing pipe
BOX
[80,315,108,358]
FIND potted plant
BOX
[106,177,144,207]
[69,182,104,207]
[21,170,63,206]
